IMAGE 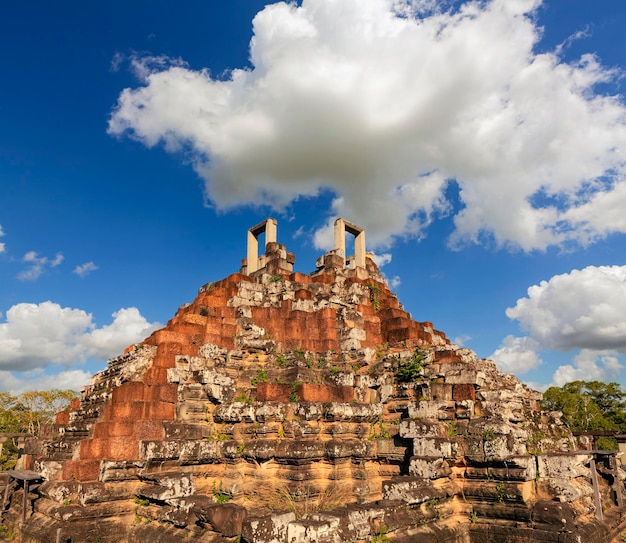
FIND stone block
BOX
[108,437,140,460]
[286,517,341,543]
[111,381,145,402]
[242,511,296,543]
[144,401,176,421]
[431,383,453,400]
[107,401,145,420]
[382,476,444,504]
[62,460,101,482]
[256,382,291,402]
[399,420,445,439]
[55,411,70,425]
[412,437,459,458]
[299,384,354,402]
[409,457,452,479]
[140,440,182,461]
[537,454,591,479]
[408,400,456,420]
[453,384,476,401]
[138,471,195,500]
[194,499,248,537]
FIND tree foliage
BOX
[542,380,626,450]
[0,389,78,470]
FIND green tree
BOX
[0,389,78,469]
[543,380,626,431]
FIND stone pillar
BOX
[246,218,278,274]
[333,218,366,269]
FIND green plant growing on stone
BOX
[294,349,305,359]
[0,524,15,540]
[269,275,283,283]
[288,382,300,403]
[396,348,429,383]
[371,524,390,543]
[527,431,546,455]
[496,482,506,503]
[276,354,289,368]
[236,442,246,456]
[369,283,381,310]
[63,499,72,505]
[483,429,496,441]
[470,511,479,523]
[233,390,253,403]
[251,369,268,386]
[212,481,232,504]
[445,421,458,437]
[207,423,229,441]
[369,416,391,440]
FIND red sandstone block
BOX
[152,330,186,345]
[289,272,312,284]
[108,437,139,460]
[92,421,136,439]
[319,307,338,320]
[144,384,178,404]
[319,339,338,352]
[312,273,335,284]
[453,384,476,401]
[112,381,145,402]
[108,401,145,420]
[294,289,312,300]
[386,328,409,343]
[55,411,70,425]
[143,367,171,386]
[182,313,208,326]
[134,420,164,440]
[299,384,354,402]
[256,382,292,402]
[63,460,100,482]
[144,401,176,421]
[70,398,81,410]
[80,438,109,459]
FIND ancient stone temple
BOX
[2,218,626,542]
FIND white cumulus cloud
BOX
[506,265,626,352]
[73,261,99,277]
[490,334,543,374]
[18,251,64,281]
[0,301,161,372]
[0,224,5,253]
[0,369,93,394]
[109,0,626,251]
[551,349,623,387]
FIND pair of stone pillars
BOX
[246,218,365,274]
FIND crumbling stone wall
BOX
[3,232,625,543]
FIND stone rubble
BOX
[2,218,625,543]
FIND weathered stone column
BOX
[247,218,277,274]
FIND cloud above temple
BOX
[0,302,161,372]
[109,0,626,251]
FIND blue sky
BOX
[2,0,626,393]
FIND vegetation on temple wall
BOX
[0,389,78,470]
[542,380,626,450]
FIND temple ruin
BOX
[1,218,626,542]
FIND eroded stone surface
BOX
[3,227,624,543]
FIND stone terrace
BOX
[2,218,625,543]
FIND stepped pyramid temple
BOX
[2,218,626,542]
